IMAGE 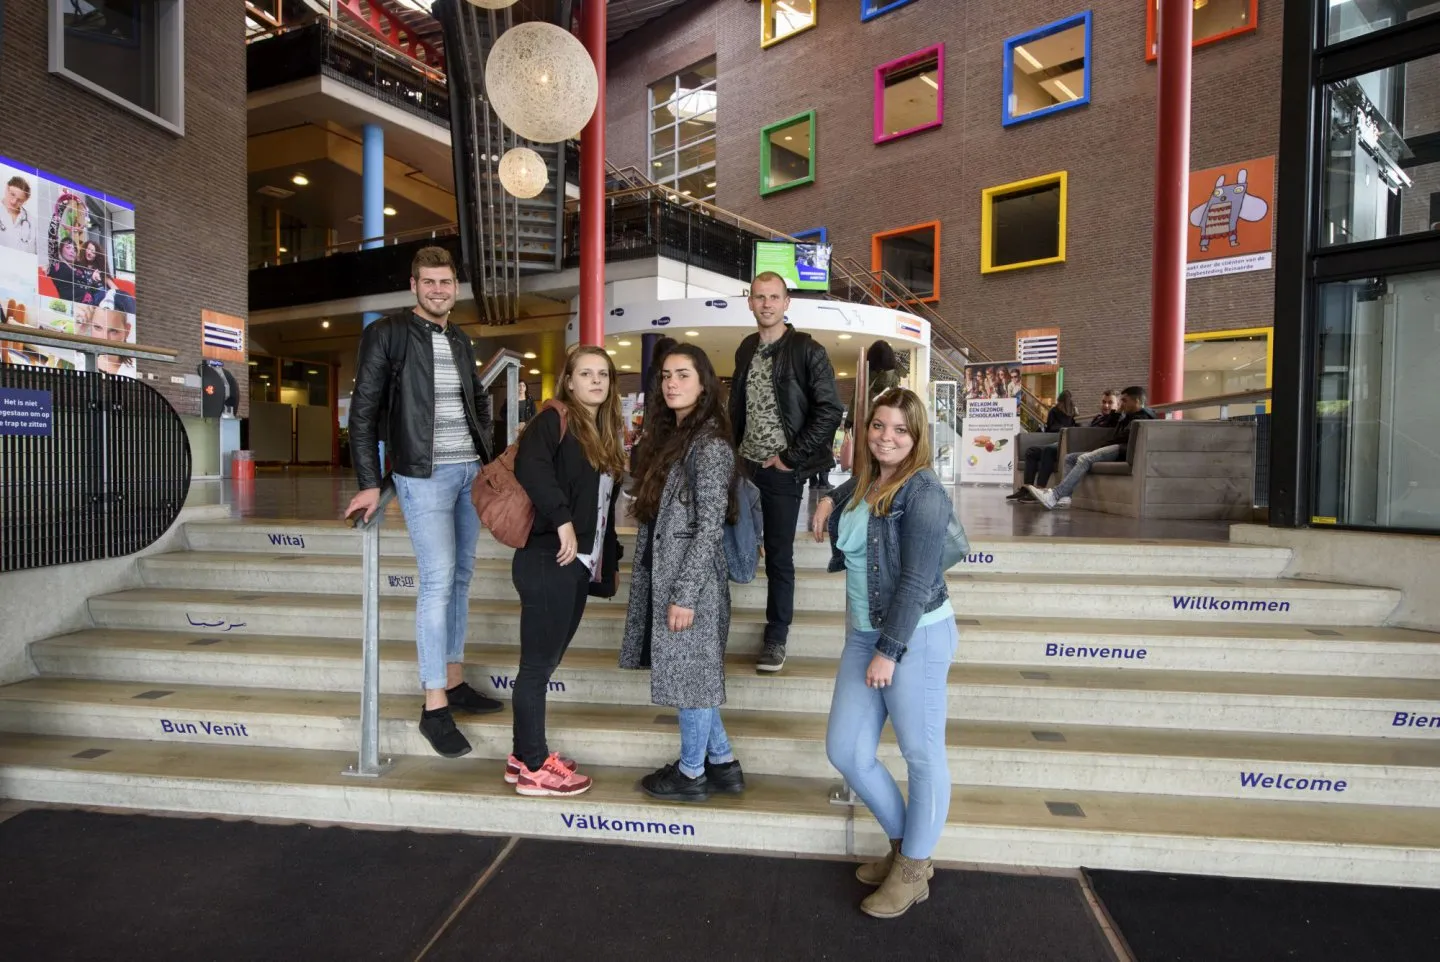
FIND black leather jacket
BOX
[349,312,493,491]
[729,326,844,476]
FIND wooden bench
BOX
[1067,420,1257,520]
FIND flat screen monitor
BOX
[753,240,831,291]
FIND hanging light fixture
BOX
[498,147,549,199]
[485,21,598,143]
[467,0,519,7]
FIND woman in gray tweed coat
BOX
[619,344,746,802]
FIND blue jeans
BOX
[826,619,958,859]
[1053,444,1123,500]
[677,708,735,779]
[393,462,481,690]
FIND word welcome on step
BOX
[1045,643,1147,661]
[267,534,306,548]
[1239,771,1348,793]
[1172,595,1291,613]
[490,676,565,693]
[561,813,695,837]
[161,719,250,737]
[1393,712,1440,729]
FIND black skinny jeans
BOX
[511,544,590,771]
[748,460,804,645]
[1023,443,1060,487]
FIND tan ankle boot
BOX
[859,852,931,918]
[855,839,901,885]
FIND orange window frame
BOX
[871,220,941,304]
[1145,0,1259,62]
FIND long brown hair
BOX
[553,345,626,478]
[630,344,734,525]
[847,387,934,517]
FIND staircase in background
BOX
[2,520,1439,886]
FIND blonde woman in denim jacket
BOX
[811,387,958,919]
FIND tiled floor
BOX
[189,467,1236,542]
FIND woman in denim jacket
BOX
[811,387,958,919]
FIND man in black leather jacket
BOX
[730,272,844,672]
[344,246,501,757]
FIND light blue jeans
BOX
[826,619,958,859]
[1053,444,1123,500]
[393,462,480,690]
[677,708,736,779]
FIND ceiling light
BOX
[620,364,632,370]
[523,351,537,359]
[248,361,258,367]
[837,371,848,377]
[653,161,663,168]
[291,174,309,186]
[838,333,852,340]
[606,349,617,355]
[685,330,700,337]
[321,320,330,329]
[618,339,632,346]
[706,181,717,188]
[307,369,318,375]
[920,74,939,90]
[277,246,288,253]
[784,135,793,141]
[383,206,397,216]
[528,368,540,375]
[1014,45,1044,71]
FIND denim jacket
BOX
[825,468,951,663]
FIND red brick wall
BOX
[0,3,249,417]
[607,0,1284,403]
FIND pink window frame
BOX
[873,43,945,145]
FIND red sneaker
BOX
[505,752,576,784]
[515,753,592,797]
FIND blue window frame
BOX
[1002,12,1093,127]
[792,227,828,244]
[862,0,919,22]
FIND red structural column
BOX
[1148,0,1193,405]
[578,0,607,347]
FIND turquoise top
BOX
[837,497,954,635]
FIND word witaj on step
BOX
[268,533,305,548]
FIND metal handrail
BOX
[343,478,397,778]
[1153,388,1272,416]
[1,323,179,368]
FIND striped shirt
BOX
[431,331,478,464]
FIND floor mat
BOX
[430,839,1117,962]
[1085,867,1440,962]
[0,808,505,962]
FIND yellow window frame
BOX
[981,171,1068,274]
[762,0,818,49]
[1183,326,1273,412]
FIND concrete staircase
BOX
[3,518,1439,886]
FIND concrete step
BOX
[86,585,1431,671]
[4,676,1438,807]
[3,732,1438,887]
[138,551,1397,625]
[31,630,1440,739]
[182,520,1294,578]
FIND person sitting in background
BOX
[1091,389,1121,426]
[1007,390,1077,502]
[1025,385,1156,510]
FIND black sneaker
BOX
[446,681,503,714]
[704,759,745,794]
[1005,488,1026,501]
[756,642,787,673]
[419,706,472,758]
[640,762,709,802]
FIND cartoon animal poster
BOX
[1186,156,1275,279]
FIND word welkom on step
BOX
[161,719,250,737]
[561,813,696,837]
[490,676,565,693]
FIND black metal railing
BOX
[250,234,464,312]
[247,20,449,126]
[0,365,191,572]
[563,198,756,281]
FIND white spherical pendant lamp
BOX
[484,21,598,144]
[499,147,549,199]
[466,0,519,8]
